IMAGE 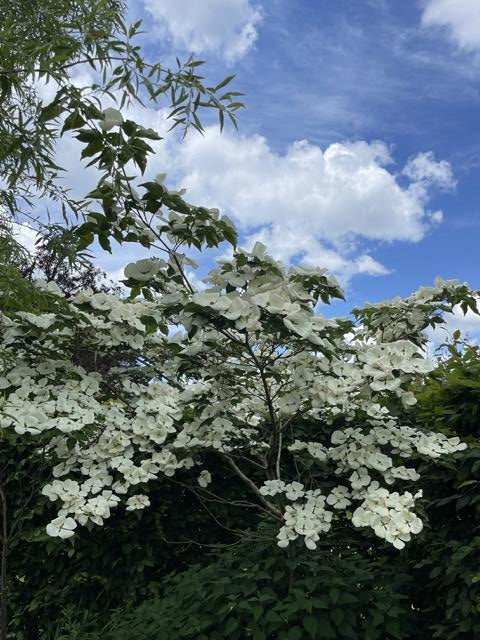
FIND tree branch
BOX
[221,454,282,520]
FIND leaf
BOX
[224,617,238,634]
[39,99,64,123]
[252,606,263,623]
[215,75,235,91]
[303,615,318,638]
[76,232,94,251]
[98,234,111,253]
[61,111,86,134]
[316,615,336,639]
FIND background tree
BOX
[0,0,243,227]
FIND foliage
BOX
[51,529,418,640]
[17,225,122,297]
[8,468,247,639]
[413,337,480,440]
[0,0,243,220]
[2,243,475,547]
[403,341,480,639]
[408,449,480,639]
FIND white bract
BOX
[0,240,474,552]
[100,107,124,132]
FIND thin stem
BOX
[0,56,171,77]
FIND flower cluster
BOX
[352,485,423,549]
[277,490,333,550]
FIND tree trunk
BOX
[0,483,8,640]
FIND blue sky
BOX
[128,1,479,298]
[23,0,480,335]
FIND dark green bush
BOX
[85,528,417,640]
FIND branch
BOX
[275,431,282,481]
[221,454,282,520]
[244,334,278,431]
[0,56,163,77]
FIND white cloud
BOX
[403,150,455,189]
[427,300,480,345]
[243,226,389,284]
[422,0,480,51]
[143,0,263,63]
[162,128,451,281]
[12,222,39,253]
[33,94,454,285]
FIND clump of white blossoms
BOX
[0,236,475,553]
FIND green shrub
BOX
[92,529,417,640]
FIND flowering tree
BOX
[1,164,476,559]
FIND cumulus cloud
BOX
[422,0,480,51]
[162,128,451,281]
[144,0,263,63]
[403,150,455,189]
[31,90,454,285]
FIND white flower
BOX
[126,495,151,511]
[284,482,305,501]
[124,259,162,282]
[17,312,57,329]
[197,470,212,488]
[326,486,351,510]
[349,468,371,490]
[100,107,123,131]
[259,480,286,496]
[331,430,348,445]
[46,516,77,539]
[192,291,221,307]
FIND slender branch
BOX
[243,334,278,431]
[158,533,243,550]
[280,403,312,433]
[168,477,260,511]
[275,432,282,481]
[243,333,284,480]
[222,454,282,520]
[0,56,173,77]
[136,207,195,295]
[228,452,267,471]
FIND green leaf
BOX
[61,111,86,134]
[215,75,235,91]
[76,232,94,251]
[316,615,336,639]
[98,234,111,252]
[39,99,64,123]
[224,617,238,634]
[303,615,318,638]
